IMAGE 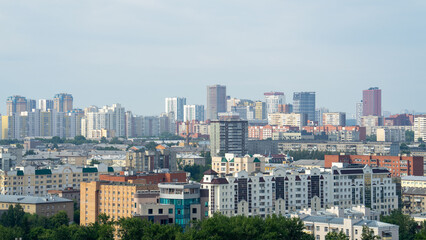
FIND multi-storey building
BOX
[206,84,226,121]
[278,104,293,113]
[248,125,299,140]
[0,147,22,171]
[125,147,177,172]
[0,163,121,196]
[402,187,426,215]
[211,154,265,175]
[209,118,248,156]
[293,92,316,122]
[53,93,73,113]
[315,107,329,126]
[361,115,384,127]
[414,115,426,142]
[268,113,306,128]
[264,92,285,115]
[322,112,346,126]
[81,104,126,138]
[201,164,398,217]
[39,99,54,111]
[356,101,363,126]
[165,97,187,122]
[0,195,74,221]
[363,87,381,116]
[325,155,424,177]
[6,95,28,116]
[254,101,267,120]
[401,176,426,188]
[385,114,414,126]
[183,105,204,122]
[376,128,406,142]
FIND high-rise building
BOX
[209,117,248,156]
[254,101,267,120]
[184,105,204,122]
[206,85,226,120]
[268,113,307,129]
[6,95,27,116]
[165,97,186,122]
[414,115,426,142]
[264,92,285,115]
[39,99,53,111]
[53,93,73,113]
[315,107,329,126]
[362,87,381,116]
[356,101,363,126]
[293,92,316,122]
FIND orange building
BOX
[324,155,424,177]
[99,172,187,184]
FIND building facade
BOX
[206,85,227,121]
[210,118,248,156]
[264,92,285,115]
[363,87,381,116]
[53,93,73,113]
[293,92,316,122]
[323,112,346,126]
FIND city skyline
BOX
[0,1,425,116]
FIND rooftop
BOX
[0,195,73,204]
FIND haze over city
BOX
[1,1,426,115]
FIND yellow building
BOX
[401,176,426,188]
[0,195,74,221]
[0,163,121,196]
[80,181,158,226]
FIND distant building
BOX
[6,95,27,116]
[211,153,266,175]
[356,101,363,126]
[183,105,204,122]
[39,99,53,111]
[206,85,227,120]
[402,187,426,215]
[268,113,306,128]
[254,101,267,120]
[363,87,381,116]
[53,93,73,113]
[264,92,285,115]
[322,112,346,126]
[125,147,177,172]
[385,114,414,126]
[376,128,406,142]
[293,92,316,122]
[210,118,248,156]
[414,115,426,142]
[165,97,186,122]
[278,104,293,113]
[361,115,383,127]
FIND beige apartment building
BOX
[401,176,426,188]
[268,113,306,128]
[0,195,74,221]
[212,153,265,175]
[0,163,121,196]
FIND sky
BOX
[1,0,425,117]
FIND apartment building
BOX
[201,164,397,217]
[248,125,299,140]
[322,112,346,126]
[0,163,121,195]
[402,187,426,215]
[325,155,424,177]
[125,147,177,172]
[211,153,266,175]
[268,113,307,128]
[0,195,74,221]
[401,176,426,188]
[414,115,426,142]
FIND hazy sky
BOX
[1,0,425,117]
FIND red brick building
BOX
[324,155,424,177]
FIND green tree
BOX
[49,211,69,229]
[145,141,158,151]
[381,210,417,240]
[100,137,109,144]
[366,134,377,142]
[415,221,426,240]
[0,204,25,227]
[326,231,349,240]
[418,137,423,143]
[406,130,415,142]
[361,225,380,240]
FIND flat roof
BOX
[402,176,426,181]
[0,195,73,204]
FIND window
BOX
[158,209,163,214]
[169,208,173,214]
[192,208,197,214]
[148,209,153,214]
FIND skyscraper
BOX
[184,105,205,122]
[6,96,27,116]
[293,92,316,122]
[39,99,54,111]
[356,101,363,126]
[264,92,285,115]
[206,85,226,120]
[363,87,381,116]
[53,93,73,113]
[165,97,186,122]
[209,117,248,156]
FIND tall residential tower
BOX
[206,85,226,121]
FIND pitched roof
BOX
[203,169,218,175]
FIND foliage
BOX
[365,134,377,142]
[100,137,109,144]
[110,137,124,144]
[0,139,22,146]
[286,150,339,161]
[415,221,426,240]
[361,225,380,240]
[200,151,212,165]
[380,210,418,240]
[159,132,184,140]
[24,150,36,156]
[145,141,158,151]
[90,159,101,166]
[405,130,415,142]
[418,137,424,143]
[400,143,411,155]
[95,146,120,151]
[182,164,211,182]
[325,231,349,240]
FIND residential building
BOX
[6,95,27,116]
[361,115,383,127]
[39,99,53,111]
[201,164,398,217]
[209,118,248,156]
[356,101,363,126]
[165,97,186,122]
[385,114,414,126]
[268,113,306,128]
[293,92,316,122]
[264,92,285,115]
[0,163,121,196]
[99,171,187,184]
[315,108,329,126]
[0,147,22,171]
[48,187,81,207]
[363,87,381,116]
[414,115,426,142]
[322,112,346,126]
[211,153,266,174]
[324,155,424,177]
[402,187,426,215]
[176,154,206,167]
[401,176,426,188]
[206,84,227,120]
[0,195,74,221]
[254,101,267,120]
[376,128,406,142]
[184,105,204,122]
[278,104,293,113]
[53,93,73,113]
[125,147,177,172]
[248,125,299,140]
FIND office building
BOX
[39,99,54,111]
[206,85,226,120]
[264,92,285,115]
[363,88,381,116]
[53,93,73,112]
[184,105,204,122]
[209,118,248,156]
[324,155,424,177]
[0,195,74,221]
[165,97,186,122]
[323,112,346,126]
[293,92,316,122]
[6,95,27,116]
